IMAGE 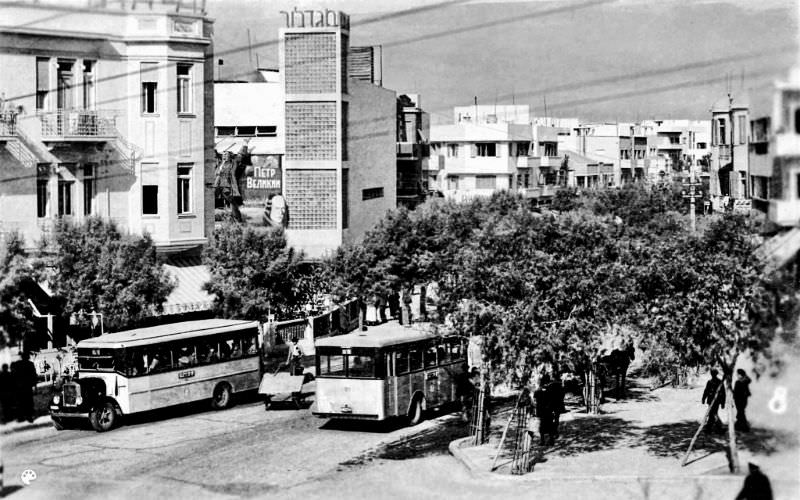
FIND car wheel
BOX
[89,401,118,432]
[211,383,233,410]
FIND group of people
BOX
[0,352,39,424]
[702,368,752,433]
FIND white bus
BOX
[313,328,467,424]
[50,319,261,431]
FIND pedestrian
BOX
[701,368,725,433]
[735,462,772,500]
[534,374,555,446]
[455,363,473,423]
[11,352,38,423]
[734,368,752,432]
[547,374,566,442]
[286,336,303,375]
[0,363,14,423]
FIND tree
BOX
[638,215,798,472]
[203,224,308,321]
[37,218,174,334]
[0,232,37,348]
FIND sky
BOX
[207,0,799,123]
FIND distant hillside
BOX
[209,0,796,122]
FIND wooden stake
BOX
[681,382,722,467]
[491,391,524,471]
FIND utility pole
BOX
[683,169,701,233]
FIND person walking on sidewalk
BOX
[735,462,772,500]
[0,364,14,423]
[534,374,555,446]
[734,368,752,432]
[547,374,566,442]
[702,369,725,433]
[11,352,38,423]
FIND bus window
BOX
[424,344,437,369]
[198,341,219,364]
[242,333,258,356]
[146,347,171,374]
[220,336,242,360]
[175,343,198,368]
[395,349,409,375]
[319,353,346,376]
[449,339,464,361]
[384,352,394,377]
[438,343,451,365]
[408,347,423,372]
[348,353,376,379]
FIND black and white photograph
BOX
[0,0,798,498]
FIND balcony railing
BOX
[0,111,17,136]
[39,109,119,139]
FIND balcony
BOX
[716,144,732,162]
[0,111,16,137]
[39,110,119,141]
[396,142,430,159]
[531,156,561,168]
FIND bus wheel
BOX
[89,401,118,432]
[211,383,233,410]
[408,396,425,426]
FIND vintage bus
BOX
[50,319,261,432]
[313,328,467,424]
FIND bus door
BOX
[383,351,397,416]
[423,343,441,406]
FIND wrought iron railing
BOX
[0,111,16,136]
[39,109,119,138]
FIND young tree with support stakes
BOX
[638,215,798,472]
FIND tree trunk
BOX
[724,374,740,473]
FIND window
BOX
[795,109,800,135]
[476,175,496,190]
[37,166,49,218]
[423,344,437,368]
[57,179,73,216]
[341,101,348,161]
[36,58,49,110]
[216,127,235,136]
[517,142,530,156]
[342,169,349,229]
[319,354,346,376]
[738,115,746,144]
[348,352,376,378]
[447,175,460,190]
[141,62,158,114]
[717,118,727,145]
[697,142,707,149]
[177,63,192,113]
[256,126,277,137]
[177,165,192,214]
[475,142,497,157]
[236,126,256,136]
[543,143,558,157]
[83,164,96,216]
[82,60,95,109]
[362,187,384,201]
[395,349,409,375]
[142,185,159,215]
[447,144,459,157]
[408,346,423,372]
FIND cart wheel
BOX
[264,397,272,411]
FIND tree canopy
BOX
[0,232,37,348]
[36,218,174,334]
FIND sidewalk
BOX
[449,374,800,498]
[0,415,52,435]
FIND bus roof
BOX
[77,319,259,349]
[315,325,444,349]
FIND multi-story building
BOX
[0,1,214,253]
[279,9,395,258]
[396,93,430,209]
[709,97,750,200]
[571,123,649,185]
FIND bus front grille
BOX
[63,384,79,406]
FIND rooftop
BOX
[315,322,444,349]
[78,319,258,348]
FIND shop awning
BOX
[162,256,215,316]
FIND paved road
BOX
[3,390,467,499]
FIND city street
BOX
[3,391,469,499]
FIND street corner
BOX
[448,436,494,480]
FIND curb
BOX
[447,437,763,484]
[0,416,52,435]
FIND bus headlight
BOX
[76,396,83,406]
[52,395,60,405]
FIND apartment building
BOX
[0,1,214,252]
[396,93,430,209]
[279,9,395,258]
[709,97,750,200]
[571,123,649,185]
